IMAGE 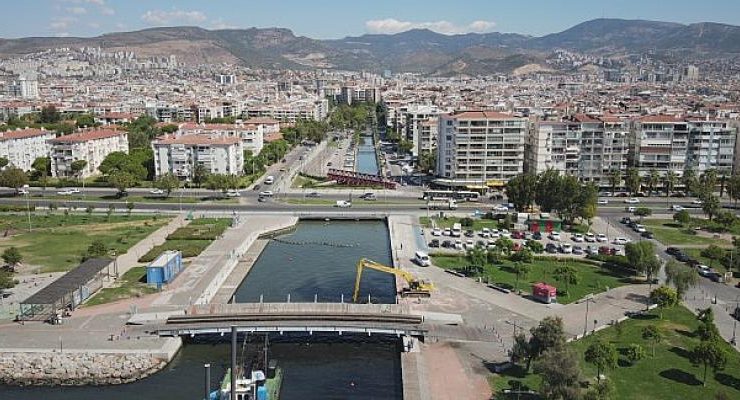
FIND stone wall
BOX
[0,352,167,386]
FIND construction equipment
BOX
[352,258,434,302]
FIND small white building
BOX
[0,127,55,171]
[151,134,244,179]
[48,129,129,178]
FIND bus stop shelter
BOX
[18,258,112,322]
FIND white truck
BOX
[426,198,458,210]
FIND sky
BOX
[2,0,739,39]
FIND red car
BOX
[598,246,616,256]
[511,231,525,239]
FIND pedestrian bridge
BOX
[156,302,427,338]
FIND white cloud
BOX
[66,6,87,15]
[365,18,497,35]
[50,16,76,31]
[141,9,208,25]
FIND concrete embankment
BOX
[0,352,166,386]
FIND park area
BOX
[431,255,632,304]
[491,306,740,399]
[641,219,730,246]
[83,266,157,306]
[0,213,171,273]
[137,218,230,262]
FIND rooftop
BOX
[0,127,54,141]
[153,134,241,146]
[22,258,112,306]
[48,129,125,143]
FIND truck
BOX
[426,198,458,210]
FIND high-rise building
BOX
[436,111,527,188]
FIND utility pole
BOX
[231,326,237,400]
[204,363,211,400]
[581,294,595,337]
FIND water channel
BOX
[1,220,402,400]
[356,134,380,175]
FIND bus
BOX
[421,190,480,202]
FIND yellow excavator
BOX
[352,258,434,302]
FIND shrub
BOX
[459,217,474,228]
[138,240,211,262]
[526,240,544,253]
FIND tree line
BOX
[506,170,598,224]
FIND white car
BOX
[624,198,640,204]
[431,228,442,236]
[626,206,637,213]
[585,233,596,242]
[493,205,509,212]
[500,229,512,238]
[335,200,352,208]
[226,190,241,197]
[149,189,164,195]
[560,244,573,254]
[597,199,609,205]
[17,188,29,195]
[443,228,452,236]
[596,234,608,243]
[613,237,630,245]
[697,265,711,277]
[454,240,463,250]
[572,233,584,242]
[670,204,684,211]
[634,224,646,233]
[549,232,561,241]
[692,199,703,205]
[259,190,274,197]
[57,189,75,195]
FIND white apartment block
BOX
[0,127,55,171]
[48,129,129,178]
[436,111,527,188]
[686,118,736,174]
[415,118,438,159]
[404,105,441,157]
[151,135,244,179]
[177,122,264,155]
[245,98,329,122]
[526,115,630,185]
[631,115,692,177]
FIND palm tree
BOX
[663,171,678,197]
[682,167,696,195]
[647,170,660,196]
[608,170,621,195]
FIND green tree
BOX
[608,170,621,194]
[511,248,534,264]
[39,105,61,123]
[506,173,538,212]
[649,286,679,319]
[625,167,641,195]
[192,164,209,188]
[418,150,436,173]
[535,347,583,400]
[495,237,515,256]
[664,260,699,299]
[99,151,147,180]
[0,157,8,169]
[695,308,721,342]
[536,169,561,212]
[206,173,231,195]
[125,201,134,216]
[584,340,618,382]
[85,205,94,216]
[0,167,29,191]
[713,211,736,232]
[700,193,720,221]
[583,378,614,400]
[553,264,579,295]
[691,340,728,387]
[663,170,678,197]
[1,247,23,271]
[673,210,691,227]
[108,171,137,196]
[683,167,697,195]
[70,159,87,180]
[633,207,652,220]
[31,156,50,179]
[525,316,566,371]
[626,241,661,287]
[75,114,95,128]
[641,325,662,356]
[625,343,646,366]
[86,239,108,258]
[727,174,740,206]
[526,240,544,253]
[511,262,531,294]
[154,173,181,197]
[646,170,660,196]
[465,246,487,268]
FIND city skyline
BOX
[1,0,739,39]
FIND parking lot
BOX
[422,216,631,259]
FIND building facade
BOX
[151,134,244,179]
[177,122,264,155]
[48,129,128,178]
[436,111,527,188]
[0,127,55,171]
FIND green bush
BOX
[526,240,544,253]
[138,240,211,262]
[0,204,35,212]
[166,218,230,240]
[459,217,474,228]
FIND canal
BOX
[356,134,380,175]
[1,220,402,400]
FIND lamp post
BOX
[581,294,595,337]
[23,184,31,232]
[111,250,118,278]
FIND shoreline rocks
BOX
[0,352,168,386]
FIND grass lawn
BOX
[84,266,158,307]
[491,306,740,400]
[30,194,237,204]
[137,218,231,262]
[420,216,501,231]
[0,213,170,273]
[641,219,728,246]
[680,248,733,273]
[431,255,631,304]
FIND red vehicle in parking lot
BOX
[511,231,525,239]
[598,246,616,255]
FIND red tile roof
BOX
[638,115,684,123]
[448,110,521,120]
[153,134,241,146]
[0,128,54,141]
[49,129,126,143]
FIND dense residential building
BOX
[686,118,736,174]
[526,115,630,185]
[436,111,527,189]
[48,129,128,178]
[414,118,439,159]
[0,127,55,171]
[630,115,690,176]
[177,122,264,155]
[151,134,244,179]
[404,105,441,157]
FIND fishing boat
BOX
[208,335,282,400]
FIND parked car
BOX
[696,265,712,277]
[441,240,452,248]
[226,190,241,197]
[585,233,596,242]
[666,247,681,255]
[560,244,573,254]
[624,198,640,204]
[549,232,561,241]
[597,199,609,205]
[572,233,584,242]
[598,246,615,255]
[429,239,440,248]
[572,245,584,255]
[443,228,451,236]
[512,231,525,239]
[633,224,647,233]
[613,237,630,245]
[675,253,691,262]
[431,228,442,236]
[545,243,558,253]
[620,217,632,224]
[306,192,321,198]
[585,245,597,255]
[596,234,608,243]
[465,230,475,238]
[532,231,543,240]
[641,231,654,239]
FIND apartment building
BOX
[48,129,129,178]
[177,122,264,155]
[151,134,244,179]
[686,118,736,174]
[436,111,527,188]
[0,127,55,171]
[404,105,441,157]
[630,115,692,177]
[415,118,439,159]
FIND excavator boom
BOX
[352,258,433,302]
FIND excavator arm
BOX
[352,258,433,302]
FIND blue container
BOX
[146,250,183,288]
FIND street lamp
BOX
[23,184,31,232]
[111,250,118,278]
[581,294,596,336]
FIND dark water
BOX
[234,219,395,304]
[1,220,402,399]
[356,135,380,175]
[0,339,403,400]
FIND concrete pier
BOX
[211,239,269,304]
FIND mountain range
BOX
[1,18,738,76]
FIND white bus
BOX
[422,190,480,202]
